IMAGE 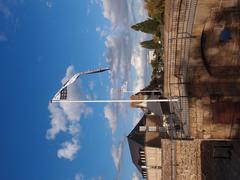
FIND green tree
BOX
[131,19,160,34]
[140,39,162,49]
[145,0,165,24]
[151,59,159,70]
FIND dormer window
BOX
[148,126,157,132]
[140,153,145,158]
[139,126,146,132]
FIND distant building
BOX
[130,91,170,117]
[148,50,156,63]
[127,114,168,179]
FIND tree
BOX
[140,39,162,49]
[131,19,160,34]
[145,0,165,24]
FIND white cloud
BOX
[40,0,53,8]
[96,26,101,32]
[75,173,84,180]
[101,0,131,27]
[88,80,95,90]
[57,138,80,161]
[104,104,117,134]
[99,1,151,177]
[0,2,12,18]
[46,1,53,8]
[90,0,100,5]
[99,0,150,134]
[96,26,108,37]
[46,103,67,139]
[74,173,103,180]
[132,110,143,127]
[47,65,93,160]
[68,122,80,135]
[130,43,149,92]
[91,176,103,180]
[132,171,141,180]
[112,141,124,171]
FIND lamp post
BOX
[50,67,179,103]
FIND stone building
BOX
[164,0,240,140]
[161,0,240,179]
[128,114,168,179]
[128,0,240,179]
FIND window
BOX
[148,126,157,132]
[219,28,231,43]
[159,127,167,132]
[139,126,146,132]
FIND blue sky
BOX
[0,0,151,180]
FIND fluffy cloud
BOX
[46,1,53,8]
[88,80,95,90]
[132,171,141,180]
[112,141,124,171]
[40,0,53,8]
[47,103,67,139]
[74,173,102,180]
[104,104,117,134]
[75,173,84,180]
[0,2,12,18]
[101,0,148,89]
[103,87,129,135]
[57,138,80,160]
[96,26,108,37]
[105,31,133,86]
[104,42,132,133]
[99,0,150,176]
[47,65,92,160]
[131,40,149,92]
[90,0,100,5]
[132,110,144,127]
[101,0,130,27]
[0,1,24,42]
[99,0,149,135]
